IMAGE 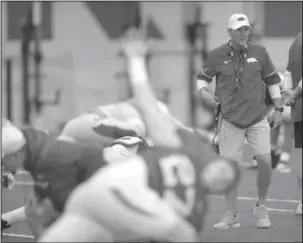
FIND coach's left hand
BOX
[283,89,296,106]
[268,110,282,130]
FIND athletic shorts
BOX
[294,121,303,148]
[217,116,271,161]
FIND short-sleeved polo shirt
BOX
[286,32,302,122]
[197,41,281,128]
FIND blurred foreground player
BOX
[1,118,147,239]
[39,32,240,242]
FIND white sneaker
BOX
[275,162,292,173]
[296,202,302,215]
[253,205,271,228]
[214,212,240,230]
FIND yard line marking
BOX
[15,170,30,175]
[267,208,295,213]
[2,232,35,239]
[207,195,300,204]
[14,181,35,186]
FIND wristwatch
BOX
[275,107,284,112]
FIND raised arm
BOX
[123,37,182,148]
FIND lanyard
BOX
[230,51,246,90]
[228,41,247,90]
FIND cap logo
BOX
[237,17,246,21]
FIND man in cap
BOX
[197,13,283,229]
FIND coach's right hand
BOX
[199,89,219,111]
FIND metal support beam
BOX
[6,59,13,121]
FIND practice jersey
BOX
[140,128,219,231]
[86,99,171,141]
[94,99,141,121]
[22,128,107,212]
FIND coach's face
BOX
[228,26,250,48]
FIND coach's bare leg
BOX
[217,121,243,216]
[214,119,243,230]
[293,147,302,214]
[278,121,293,167]
[295,170,302,215]
[245,118,272,228]
[254,153,272,205]
[225,186,238,215]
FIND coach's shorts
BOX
[217,117,271,161]
[294,121,303,148]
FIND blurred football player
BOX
[1,118,148,239]
[39,33,239,242]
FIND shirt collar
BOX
[228,40,248,51]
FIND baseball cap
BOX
[228,14,250,30]
[2,119,26,158]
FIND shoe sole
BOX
[214,222,240,230]
[254,211,271,228]
[256,223,271,228]
[275,166,292,172]
[276,169,292,173]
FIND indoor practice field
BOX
[1,144,302,242]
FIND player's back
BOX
[22,128,107,212]
[96,99,142,121]
[140,128,218,231]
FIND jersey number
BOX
[159,155,196,217]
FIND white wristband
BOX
[283,71,293,90]
[298,79,302,90]
[197,80,209,91]
[268,83,281,99]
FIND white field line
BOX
[14,180,35,186]
[207,195,301,204]
[12,181,302,204]
[2,232,35,239]
[267,208,296,213]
